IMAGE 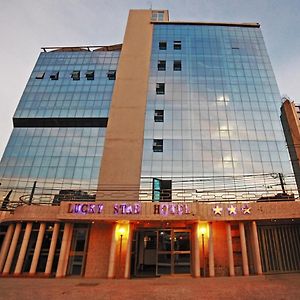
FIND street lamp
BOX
[117,225,126,278]
[200,226,207,277]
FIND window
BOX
[173,60,181,71]
[159,41,167,50]
[35,72,45,79]
[85,70,94,80]
[154,110,164,122]
[151,11,164,21]
[157,60,166,71]
[153,139,163,152]
[173,41,181,50]
[231,43,240,50]
[50,72,59,80]
[71,71,80,80]
[156,83,165,95]
[107,70,116,80]
[152,178,172,201]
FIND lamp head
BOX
[200,226,207,235]
[118,226,126,236]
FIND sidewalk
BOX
[0,273,299,300]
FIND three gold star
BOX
[213,205,223,215]
[242,205,251,214]
[212,204,251,216]
[227,205,237,215]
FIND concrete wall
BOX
[97,10,154,201]
[84,222,113,277]
[281,100,300,193]
[213,222,229,276]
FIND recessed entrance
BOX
[131,228,191,277]
[67,224,89,276]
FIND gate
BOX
[257,222,300,273]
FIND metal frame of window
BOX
[50,72,59,80]
[107,70,116,80]
[153,139,163,152]
[85,70,94,80]
[173,60,182,71]
[71,71,80,80]
[159,41,167,50]
[154,110,164,122]
[156,83,165,95]
[173,41,181,50]
[157,60,166,71]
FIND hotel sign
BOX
[57,201,300,221]
[68,203,104,214]
[65,201,192,217]
[153,203,191,216]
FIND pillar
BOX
[208,222,215,277]
[226,222,235,276]
[239,222,249,276]
[124,223,133,279]
[62,223,73,276]
[193,222,200,277]
[45,223,60,275]
[56,223,72,277]
[251,221,262,275]
[107,223,117,278]
[2,222,22,275]
[29,222,46,275]
[0,224,15,272]
[14,222,33,275]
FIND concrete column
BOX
[45,223,60,275]
[124,223,133,279]
[193,222,200,277]
[208,222,215,277]
[62,223,73,276]
[29,222,46,275]
[107,223,117,278]
[239,222,249,276]
[0,224,15,272]
[14,222,33,275]
[226,222,235,276]
[251,221,263,275]
[56,223,72,278]
[3,223,22,275]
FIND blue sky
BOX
[0,0,299,158]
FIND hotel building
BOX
[0,10,299,279]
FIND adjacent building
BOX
[0,10,299,279]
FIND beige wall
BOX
[212,222,229,276]
[85,222,113,277]
[97,10,154,201]
[281,100,300,192]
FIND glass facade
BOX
[141,24,296,200]
[14,50,119,119]
[0,49,120,205]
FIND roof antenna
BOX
[147,1,152,10]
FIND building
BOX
[0,10,299,279]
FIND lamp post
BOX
[118,226,126,278]
[200,226,207,277]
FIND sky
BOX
[0,0,300,158]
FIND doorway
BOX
[131,228,191,277]
[67,224,89,276]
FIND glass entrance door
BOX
[157,229,191,275]
[131,228,191,277]
[67,224,89,276]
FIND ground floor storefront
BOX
[0,201,299,278]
